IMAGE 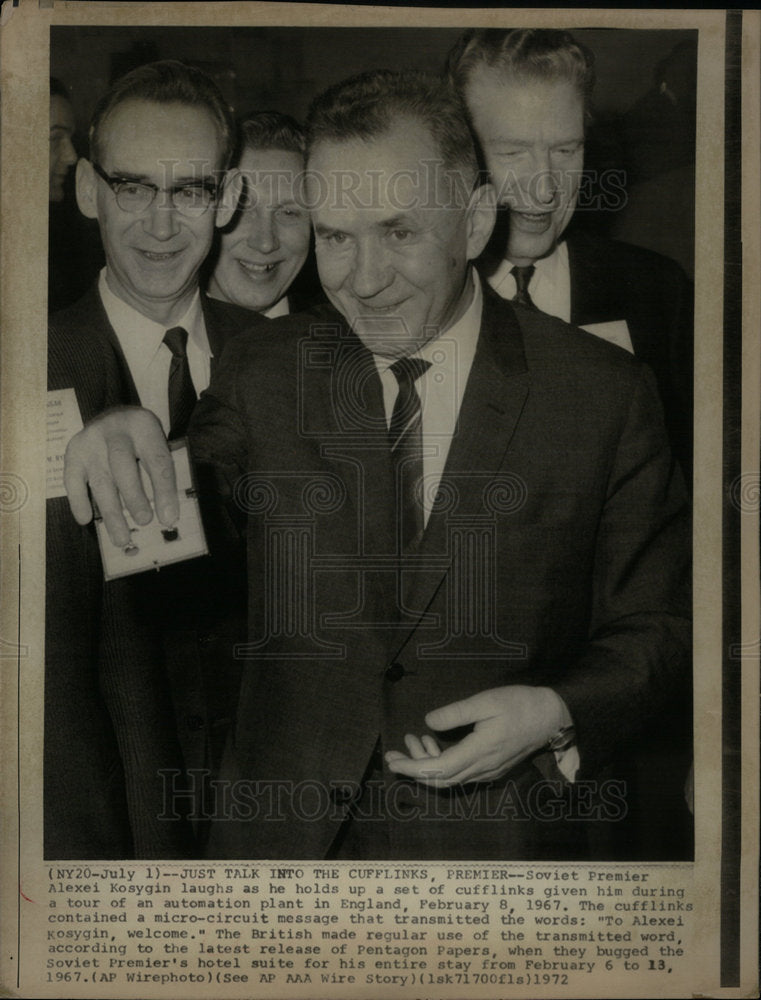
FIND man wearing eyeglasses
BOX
[46,61,261,859]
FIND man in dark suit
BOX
[446,28,693,480]
[46,61,262,858]
[64,70,691,861]
[447,29,694,858]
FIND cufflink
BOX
[546,725,576,754]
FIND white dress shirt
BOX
[488,241,572,322]
[263,295,290,319]
[98,270,212,436]
[487,241,634,354]
[373,271,482,526]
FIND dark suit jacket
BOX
[45,283,260,859]
[481,230,694,479]
[566,230,693,480]
[191,284,692,861]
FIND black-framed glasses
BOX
[91,161,221,218]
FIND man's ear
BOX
[215,169,242,229]
[465,181,497,262]
[75,158,99,220]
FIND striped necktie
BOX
[388,356,432,550]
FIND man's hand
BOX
[384,685,572,787]
[64,406,178,547]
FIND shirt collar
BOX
[489,240,565,288]
[98,268,210,370]
[371,269,483,425]
[264,295,290,319]
[486,241,570,322]
[374,268,482,374]
[532,240,568,284]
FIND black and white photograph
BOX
[0,4,757,999]
[45,21,699,864]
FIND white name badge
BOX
[580,319,634,354]
[46,389,84,499]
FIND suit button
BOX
[186,715,205,732]
[385,662,405,682]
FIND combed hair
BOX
[89,60,235,168]
[446,28,596,113]
[306,69,479,187]
[237,110,306,162]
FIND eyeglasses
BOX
[91,161,220,217]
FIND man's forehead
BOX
[240,145,303,167]
[306,138,472,214]
[465,70,585,144]
[99,98,222,162]
[240,145,302,183]
[467,67,582,106]
[307,117,438,165]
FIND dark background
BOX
[52,25,696,124]
[50,25,698,285]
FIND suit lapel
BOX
[399,286,530,638]
[568,230,644,347]
[568,232,654,364]
[202,293,229,364]
[83,286,142,406]
[83,284,142,408]
[567,231,614,328]
[201,292,260,365]
[303,308,397,560]
[294,308,402,645]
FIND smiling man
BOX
[447,29,694,479]
[66,64,250,428]
[63,70,691,862]
[462,51,585,272]
[46,61,263,859]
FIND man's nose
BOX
[532,169,560,206]
[245,210,279,254]
[350,239,393,299]
[142,198,182,240]
[527,152,560,207]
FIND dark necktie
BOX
[511,264,536,309]
[388,356,432,550]
[163,326,196,439]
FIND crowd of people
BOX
[47,29,694,862]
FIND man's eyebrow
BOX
[379,214,416,229]
[105,169,154,183]
[104,170,217,186]
[171,173,219,186]
[486,137,533,148]
[314,223,343,237]
[487,136,584,148]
